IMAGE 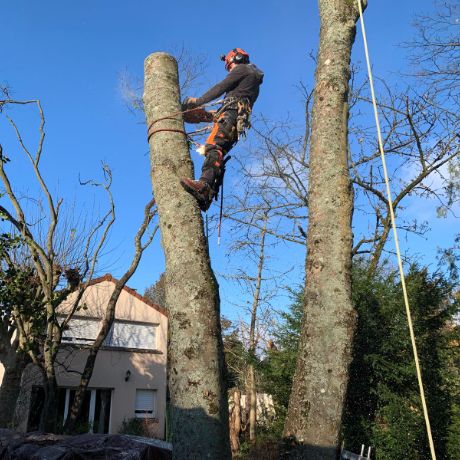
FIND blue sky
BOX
[1,1,456,318]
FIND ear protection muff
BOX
[232,49,248,64]
[221,48,250,70]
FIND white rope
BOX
[356,1,437,458]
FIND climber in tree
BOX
[180,48,264,211]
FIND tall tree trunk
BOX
[247,216,267,444]
[0,347,29,428]
[144,52,231,459]
[284,1,366,457]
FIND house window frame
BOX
[61,317,101,345]
[60,315,159,351]
[106,320,159,351]
[62,387,113,433]
[134,389,157,419]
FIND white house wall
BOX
[55,347,167,437]
[1,278,168,438]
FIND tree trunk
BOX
[40,369,59,433]
[64,282,126,433]
[144,52,231,459]
[64,201,155,434]
[368,213,391,274]
[0,348,29,428]
[229,389,241,456]
[247,365,257,444]
[284,1,366,457]
[247,216,267,444]
[65,348,97,433]
[40,317,60,434]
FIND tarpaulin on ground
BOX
[0,429,172,460]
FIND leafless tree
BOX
[406,0,460,262]
[0,93,158,432]
[224,211,270,446]
[236,68,459,274]
[350,82,460,272]
[407,0,460,98]
[221,172,294,451]
[64,196,157,433]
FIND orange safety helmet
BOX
[220,48,250,71]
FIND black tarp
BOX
[0,430,172,460]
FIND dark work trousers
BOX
[200,109,238,192]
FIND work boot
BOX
[180,178,214,211]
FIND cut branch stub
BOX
[144,52,231,459]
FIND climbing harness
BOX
[212,97,252,139]
[148,98,247,243]
[236,99,252,139]
[356,1,437,458]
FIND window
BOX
[135,389,156,418]
[106,321,157,350]
[59,387,112,434]
[29,387,112,434]
[62,318,157,350]
[62,318,101,344]
[62,317,158,350]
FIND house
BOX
[1,275,168,438]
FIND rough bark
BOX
[283,1,366,457]
[229,389,241,456]
[144,52,230,459]
[247,365,257,444]
[41,366,59,432]
[39,313,60,433]
[0,347,29,428]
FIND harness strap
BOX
[236,99,252,138]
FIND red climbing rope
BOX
[147,128,187,142]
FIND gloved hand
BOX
[182,97,199,110]
[182,97,213,124]
[183,107,214,124]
